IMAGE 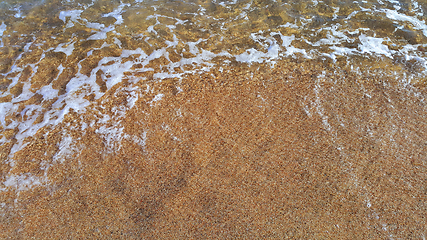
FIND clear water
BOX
[1,0,426,155]
[0,0,427,238]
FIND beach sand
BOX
[1,59,427,239]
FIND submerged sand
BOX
[1,59,427,239]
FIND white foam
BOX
[153,72,182,80]
[52,135,76,163]
[149,93,164,105]
[102,3,130,25]
[38,84,59,100]
[0,22,6,36]
[384,9,427,37]
[59,8,120,41]
[147,25,157,34]
[243,1,252,10]
[13,6,25,19]
[276,33,310,58]
[236,47,275,64]
[127,94,138,109]
[188,40,202,55]
[236,33,280,64]
[95,125,124,151]
[177,49,228,68]
[59,9,83,23]
[127,132,147,149]
[87,25,115,40]
[285,45,309,58]
[1,173,46,192]
[54,41,75,56]
[0,22,6,47]
[279,34,295,48]
[359,35,392,58]
[86,22,105,30]
[312,24,349,46]
[165,34,179,47]
[0,102,14,126]
[411,0,424,17]
[92,103,131,152]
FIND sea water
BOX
[0,0,427,238]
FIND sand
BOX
[1,59,427,239]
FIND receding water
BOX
[1,0,427,238]
[0,0,426,150]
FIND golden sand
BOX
[1,59,427,239]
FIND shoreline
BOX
[1,60,427,239]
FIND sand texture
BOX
[1,60,427,239]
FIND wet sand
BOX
[1,59,427,239]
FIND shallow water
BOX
[1,0,427,238]
[0,0,426,153]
